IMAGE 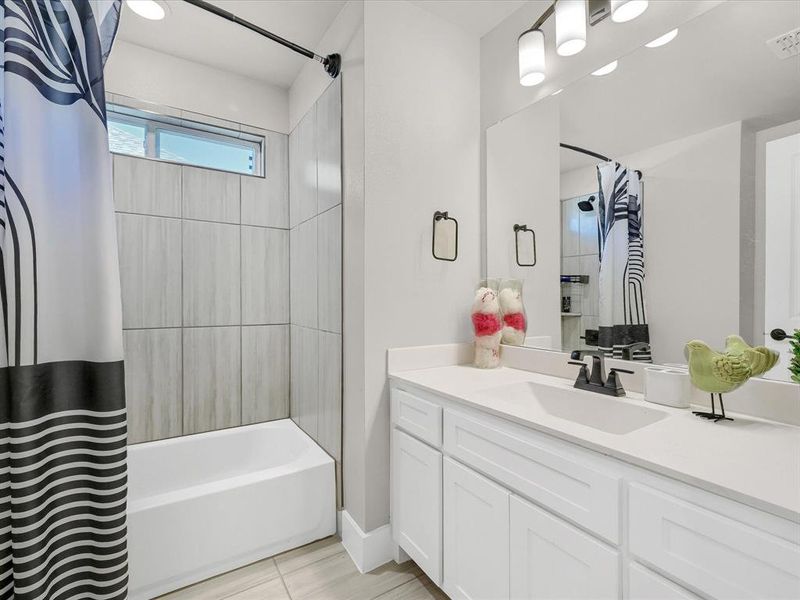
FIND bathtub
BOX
[127,419,335,599]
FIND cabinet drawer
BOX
[629,483,800,599]
[628,563,700,600]
[391,388,442,447]
[511,495,619,600]
[444,409,620,543]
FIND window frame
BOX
[107,103,265,177]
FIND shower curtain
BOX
[1,2,127,599]
[596,161,651,361]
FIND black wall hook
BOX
[514,224,536,267]
[432,211,458,261]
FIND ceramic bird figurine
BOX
[684,335,779,422]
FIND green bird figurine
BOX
[684,335,779,422]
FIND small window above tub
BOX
[107,99,265,177]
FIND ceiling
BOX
[117,0,347,89]
[558,0,800,172]
[409,1,526,37]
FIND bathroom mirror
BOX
[485,0,800,379]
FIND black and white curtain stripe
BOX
[1,2,128,598]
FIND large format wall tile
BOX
[579,196,598,256]
[124,328,182,443]
[242,226,289,325]
[317,331,342,461]
[116,214,182,329]
[289,108,317,227]
[182,166,240,224]
[317,205,342,333]
[241,131,289,228]
[290,326,319,438]
[290,218,318,328]
[561,197,580,258]
[316,78,342,214]
[113,155,181,217]
[183,326,241,434]
[183,220,240,326]
[242,325,289,424]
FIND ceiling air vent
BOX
[766,27,800,59]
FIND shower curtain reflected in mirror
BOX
[1,1,128,598]
[596,161,652,362]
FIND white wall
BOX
[106,41,289,133]
[561,122,743,364]
[357,0,481,532]
[486,98,561,347]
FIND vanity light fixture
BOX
[125,0,168,20]
[645,28,679,48]
[610,0,648,23]
[591,60,618,76]
[556,0,587,56]
[519,28,547,86]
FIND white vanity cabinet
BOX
[389,383,800,600]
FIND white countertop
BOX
[389,364,800,522]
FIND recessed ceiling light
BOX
[126,0,167,21]
[591,60,618,76]
[645,28,679,48]
[610,0,648,23]
[552,89,564,96]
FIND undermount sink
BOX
[476,381,668,435]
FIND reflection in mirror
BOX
[486,0,800,379]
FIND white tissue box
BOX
[644,367,691,409]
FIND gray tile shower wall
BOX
[113,125,291,444]
[289,78,343,481]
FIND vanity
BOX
[388,353,800,600]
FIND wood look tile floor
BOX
[158,537,449,600]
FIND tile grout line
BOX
[115,209,290,231]
[276,559,294,600]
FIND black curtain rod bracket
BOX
[182,0,341,78]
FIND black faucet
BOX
[568,350,633,397]
[620,342,651,361]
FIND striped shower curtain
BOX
[596,161,651,361]
[1,2,128,599]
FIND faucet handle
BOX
[567,360,590,384]
[605,367,633,396]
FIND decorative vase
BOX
[472,286,502,368]
[499,279,527,346]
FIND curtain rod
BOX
[182,0,341,78]
[560,143,643,179]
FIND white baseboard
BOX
[339,510,395,573]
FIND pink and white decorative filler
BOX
[472,287,502,368]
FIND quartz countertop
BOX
[389,364,800,522]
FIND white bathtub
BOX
[127,419,335,599]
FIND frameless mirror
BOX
[485,0,800,380]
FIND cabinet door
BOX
[510,495,619,600]
[392,428,442,584]
[628,563,700,600]
[444,457,510,600]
